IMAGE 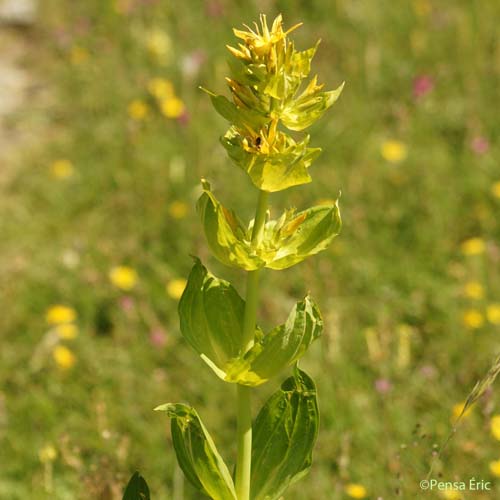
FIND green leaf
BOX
[178,258,247,378]
[209,94,268,131]
[197,180,265,270]
[225,296,323,385]
[281,82,344,131]
[250,368,319,500]
[123,472,150,500]
[268,201,342,270]
[156,403,237,500]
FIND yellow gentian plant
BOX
[124,14,343,500]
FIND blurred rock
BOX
[0,0,36,26]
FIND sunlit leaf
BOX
[155,403,237,500]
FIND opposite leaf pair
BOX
[178,259,323,386]
[155,368,318,500]
[197,180,341,271]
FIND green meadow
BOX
[1,0,500,498]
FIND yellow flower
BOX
[486,303,500,325]
[147,78,174,100]
[160,97,185,118]
[344,483,367,499]
[128,99,149,121]
[451,401,473,423]
[70,46,89,65]
[109,266,138,291]
[490,415,500,440]
[463,281,484,300]
[490,459,500,477]
[491,181,500,199]
[168,201,189,219]
[38,444,57,463]
[380,140,407,163]
[146,28,172,61]
[166,279,187,300]
[46,305,76,325]
[462,309,484,329]
[460,237,485,256]
[55,323,78,340]
[50,159,74,179]
[439,490,462,500]
[53,345,76,370]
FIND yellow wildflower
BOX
[55,323,78,340]
[53,345,76,370]
[490,460,500,477]
[147,78,174,100]
[439,490,462,500]
[70,46,89,65]
[491,415,500,440]
[463,281,484,300]
[128,99,149,121]
[451,401,473,423]
[462,309,484,329]
[160,97,185,118]
[380,140,407,163]
[166,279,187,300]
[46,305,76,325]
[50,159,74,179]
[38,444,57,463]
[168,201,189,219]
[486,303,500,325]
[492,181,500,199]
[146,28,172,61]
[344,483,367,499]
[461,237,485,256]
[109,266,138,291]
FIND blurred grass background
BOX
[1,0,500,498]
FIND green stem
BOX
[235,189,269,500]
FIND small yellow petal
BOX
[46,305,77,325]
[462,309,484,329]
[128,99,149,120]
[166,279,187,300]
[491,181,500,199]
[463,281,484,300]
[344,483,367,499]
[50,159,74,179]
[38,444,57,463]
[451,401,473,423]
[160,97,185,118]
[486,303,500,325]
[490,415,500,440]
[109,266,138,291]
[53,345,76,370]
[380,140,407,163]
[147,78,174,99]
[490,459,500,477]
[460,237,485,256]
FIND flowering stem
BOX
[236,189,268,500]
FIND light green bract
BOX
[154,403,237,500]
[198,181,341,271]
[179,259,323,386]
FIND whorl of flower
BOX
[205,14,344,192]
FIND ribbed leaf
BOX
[178,258,246,377]
[122,472,150,500]
[155,403,237,500]
[250,368,319,500]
